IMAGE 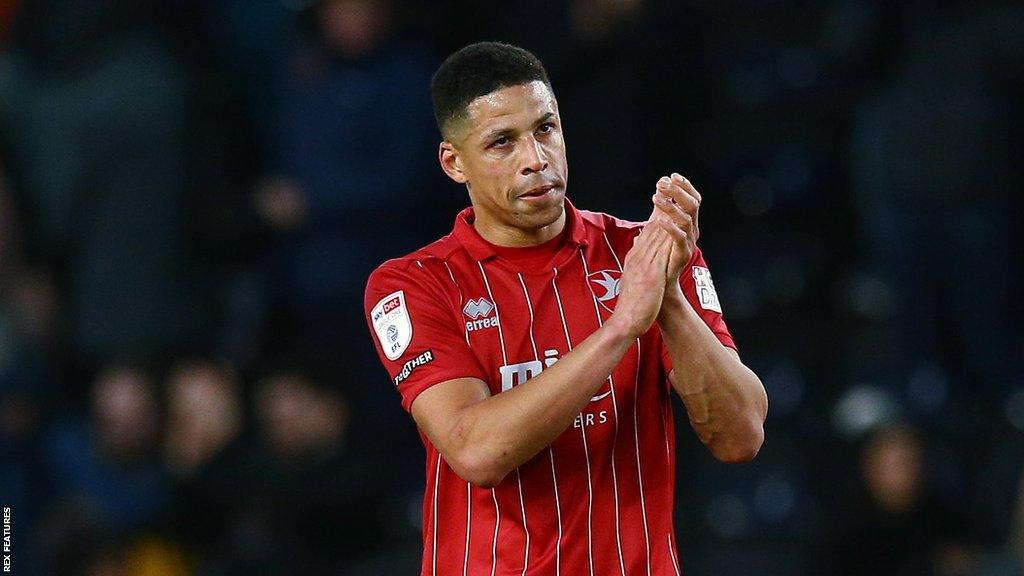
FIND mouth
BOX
[518,183,559,201]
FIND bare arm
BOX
[410,221,675,487]
[659,284,767,462]
[652,173,767,463]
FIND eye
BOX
[537,122,555,134]
[491,136,511,148]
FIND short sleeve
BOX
[661,247,737,372]
[365,262,488,413]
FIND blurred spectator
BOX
[163,357,246,569]
[0,165,56,351]
[164,358,243,477]
[257,0,439,360]
[821,424,976,576]
[43,363,170,534]
[848,3,1024,406]
[0,153,57,576]
[255,0,440,487]
[0,0,214,369]
[210,365,386,575]
[256,369,347,461]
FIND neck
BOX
[472,208,567,248]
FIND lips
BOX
[520,184,556,198]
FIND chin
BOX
[518,197,564,229]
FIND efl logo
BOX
[371,290,412,360]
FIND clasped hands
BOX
[610,173,703,339]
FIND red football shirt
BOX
[365,199,735,576]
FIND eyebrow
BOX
[480,112,556,143]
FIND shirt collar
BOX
[453,197,593,261]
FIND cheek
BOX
[481,161,516,189]
[546,138,567,164]
[467,154,503,178]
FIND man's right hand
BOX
[608,218,675,339]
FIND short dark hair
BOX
[430,41,551,139]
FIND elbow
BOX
[446,449,509,488]
[440,413,511,488]
[714,373,768,464]
[710,418,765,464]
[463,468,507,489]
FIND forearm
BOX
[658,285,767,462]
[449,316,635,485]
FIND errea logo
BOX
[463,298,493,319]
[463,298,498,332]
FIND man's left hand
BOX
[651,172,701,286]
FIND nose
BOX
[520,136,548,175]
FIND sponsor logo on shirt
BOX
[393,350,434,386]
[499,350,610,403]
[371,290,413,360]
[463,297,499,332]
[587,270,622,313]
[692,266,722,313]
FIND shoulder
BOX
[365,232,464,303]
[576,208,645,246]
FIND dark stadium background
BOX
[0,1,1021,574]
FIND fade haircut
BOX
[430,41,552,140]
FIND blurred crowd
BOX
[0,0,1021,575]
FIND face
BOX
[863,427,922,512]
[439,81,569,246]
[92,367,159,458]
[256,374,347,458]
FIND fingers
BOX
[654,193,693,228]
[639,222,671,263]
[653,191,696,246]
[654,173,700,243]
[671,173,701,203]
[656,174,700,214]
[624,222,687,289]
[633,172,703,265]
[650,221,675,258]
[671,174,700,239]
[654,216,688,246]
[628,219,672,267]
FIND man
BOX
[365,42,767,576]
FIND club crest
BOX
[587,269,622,313]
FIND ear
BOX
[438,141,468,184]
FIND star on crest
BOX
[591,270,621,302]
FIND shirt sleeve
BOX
[661,246,737,373]
[365,262,489,413]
